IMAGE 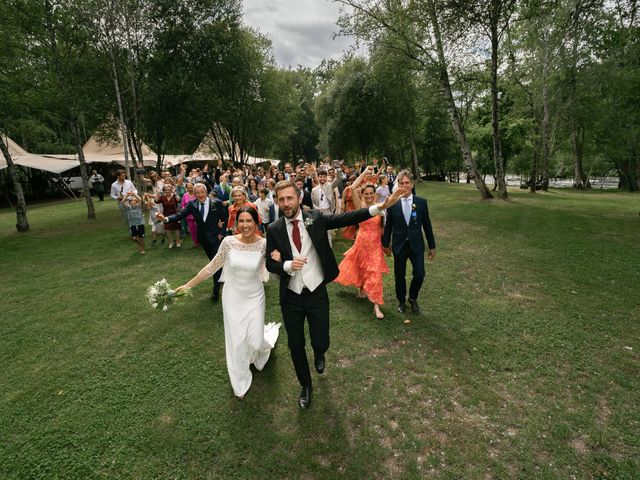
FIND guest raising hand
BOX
[335,166,390,319]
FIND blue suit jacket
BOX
[167,198,228,258]
[382,196,435,255]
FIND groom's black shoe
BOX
[210,289,219,302]
[408,299,421,315]
[299,386,312,409]
[314,354,325,374]
[397,303,406,314]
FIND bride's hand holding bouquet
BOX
[146,278,192,311]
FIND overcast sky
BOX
[242,0,355,68]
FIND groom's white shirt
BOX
[283,210,323,294]
[283,205,383,294]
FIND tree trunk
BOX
[109,49,132,180]
[530,137,540,193]
[70,118,96,219]
[635,154,640,191]
[572,125,589,189]
[0,136,29,231]
[490,11,507,199]
[540,46,551,191]
[427,0,492,199]
[409,126,422,182]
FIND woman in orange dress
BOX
[336,167,389,319]
[341,175,357,240]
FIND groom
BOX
[266,180,405,409]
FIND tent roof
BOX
[163,154,195,165]
[0,136,80,174]
[246,155,280,166]
[192,141,224,161]
[81,134,157,167]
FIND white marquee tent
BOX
[0,136,80,174]
[44,134,159,167]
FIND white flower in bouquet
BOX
[146,278,192,311]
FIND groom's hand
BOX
[291,256,307,271]
[378,185,408,210]
[383,247,392,257]
[428,249,436,261]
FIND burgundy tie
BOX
[291,220,302,253]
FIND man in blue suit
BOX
[157,183,228,300]
[382,170,436,314]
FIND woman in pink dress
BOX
[336,167,389,319]
[181,182,199,247]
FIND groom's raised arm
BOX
[324,207,373,230]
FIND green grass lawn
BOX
[1,183,639,479]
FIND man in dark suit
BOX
[266,180,406,409]
[294,177,314,211]
[382,170,436,315]
[157,183,228,300]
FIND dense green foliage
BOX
[335,0,640,192]
[2,0,638,193]
[1,184,639,478]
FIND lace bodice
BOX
[203,236,269,283]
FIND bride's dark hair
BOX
[236,205,260,226]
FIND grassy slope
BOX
[1,184,638,479]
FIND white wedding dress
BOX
[202,236,280,397]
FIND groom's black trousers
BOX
[281,285,330,388]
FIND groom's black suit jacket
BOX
[382,196,435,255]
[166,198,228,258]
[266,208,372,305]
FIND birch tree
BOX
[336,0,494,198]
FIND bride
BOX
[177,206,280,398]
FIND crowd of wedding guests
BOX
[110,156,434,318]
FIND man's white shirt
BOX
[110,179,137,201]
[401,195,413,225]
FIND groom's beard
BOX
[282,204,299,219]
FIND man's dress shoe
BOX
[299,386,312,409]
[314,354,325,374]
[408,299,421,315]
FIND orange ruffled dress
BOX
[335,215,389,304]
[341,188,357,240]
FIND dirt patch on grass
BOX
[366,339,407,357]
[383,455,402,477]
[314,455,331,467]
[598,397,612,423]
[336,356,354,368]
[158,414,173,424]
[570,437,589,454]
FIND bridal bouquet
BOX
[146,278,192,311]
